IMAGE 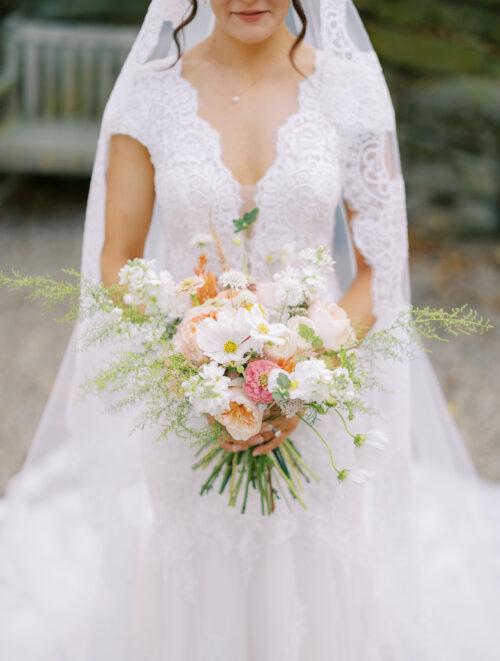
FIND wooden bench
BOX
[0,13,139,176]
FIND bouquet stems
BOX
[193,438,316,515]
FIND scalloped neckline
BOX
[173,48,325,209]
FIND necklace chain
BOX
[214,67,261,104]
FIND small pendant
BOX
[232,95,240,103]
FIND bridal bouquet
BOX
[0,209,492,514]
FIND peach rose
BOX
[215,387,263,441]
[307,300,356,351]
[173,305,218,364]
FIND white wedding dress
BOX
[1,3,500,660]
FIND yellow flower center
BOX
[257,322,269,335]
[258,373,269,387]
[224,340,238,354]
[289,380,299,391]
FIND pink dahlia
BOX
[243,359,278,404]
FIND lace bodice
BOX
[107,49,342,294]
[104,46,408,323]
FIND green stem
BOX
[241,452,253,514]
[268,454,307,509]
[332,407,356,440]
[297,413,340,475]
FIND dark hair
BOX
[170,0,308,76]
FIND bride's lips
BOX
[232,10,269,22]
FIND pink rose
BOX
[307,300,356,351]
[243,359,279,404]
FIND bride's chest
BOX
[146,66,342,226]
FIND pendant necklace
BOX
[215,67,261,104]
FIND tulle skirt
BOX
[1,393,500,661]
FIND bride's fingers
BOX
[218,418,298,453]
[220,434,264,452]
[252,430,287,456]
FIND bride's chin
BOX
[226,16,276,43]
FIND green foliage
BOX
[232,207,259,233]
[0,267,83,322]
[359,304,493,365]
[298,323,324,351]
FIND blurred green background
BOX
[0,0,498,235]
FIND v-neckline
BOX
[173,48,325,211]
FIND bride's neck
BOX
[201,23,296,72]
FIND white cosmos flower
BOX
[182,362,231,416]
[219,270,249,290]
[354,429,389,468]
[334,466,375,502]
[245,304,286,346]
[196,307,254,365]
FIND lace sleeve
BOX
[103,65,157,158]
[323,53,410,326]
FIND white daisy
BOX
[196,307,254,364]
[244,304,286,346]
[354,429,389,468]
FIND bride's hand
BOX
[213,414,300,456]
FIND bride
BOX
[1,1,500,659]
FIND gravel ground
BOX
[1,176,499,491]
